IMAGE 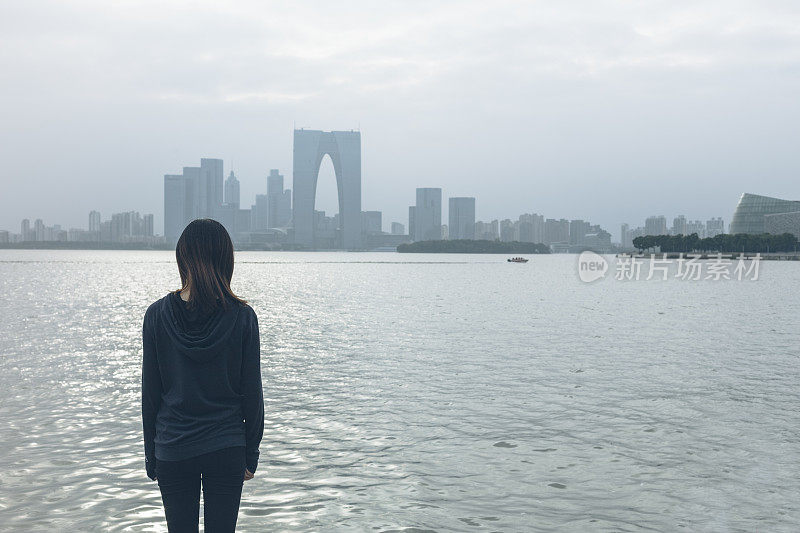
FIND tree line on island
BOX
[632,233,798,253]
[397,239,551,254]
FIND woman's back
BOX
[143,291,261,466]
[141,218,263,532]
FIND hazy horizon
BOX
[2,1,799,239]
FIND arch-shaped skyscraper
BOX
[292,129,361,249]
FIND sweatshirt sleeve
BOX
[141,308,161,480]
[242,308,265,473]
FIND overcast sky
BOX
[1,0,799,239]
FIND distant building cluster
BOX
[163,152,403,249]
[3,210,158,244]
[620,215,726,249]
[163,158,266,245]
[165,159,296,246]
[620,193,800,248]
[406,187,612,252]
[496,215,611,252]
[160,134,613,251]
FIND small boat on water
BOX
[507,257,529,263]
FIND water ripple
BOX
[0,250,798,531]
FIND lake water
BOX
[0,250,798,532]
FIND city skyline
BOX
[9,144,800,250]
[3,3,800,237]
[8,130,798,249]
[0,141,767,243]
[2,149,741,245]
[2,161,733,249]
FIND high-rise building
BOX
[516,213,543,243]
[687,220,705,237]
[500,219,516,242]
[164,171,197,244]
[583,230,612,250]
[625,225,646,245]
[21,219,31,241]
[107,211,154,242]
[267,169,283,198]
[569,219,590,245]
[475,220,499,240]
[235,209,252,237]
[164,158,227,244]
[165,159,221,226]
[672,215,687,235]
[89,211,101,233]
[34,219,45,241]
[267,169,292,228]
[391,222,405,235]
[448,197,476,240]
[293,130,361,249]
[312,210,339,248]
[215,204,237,238]
[408,206,416,240]
[544,218,569,244]
[645,215,668,236]
[706,217,725,237]
[111,212,133,241]
[361,211,382,235]
[199,158,224,219]
[143,214,154,237]
[413,188,442,241]
[517,218,534,243]
[279,190,291,226]
[100,221,111,241]
[620,223,630,247]
[18,219,64,241]
[182,166,201,214]
[224,171,240,208]
[251,194,269,231]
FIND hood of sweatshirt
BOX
[157,291,243,363]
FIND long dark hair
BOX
[175,219,246,313]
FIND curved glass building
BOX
[729,193,800,234]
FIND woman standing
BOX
[142,219,264,532]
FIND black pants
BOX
[156,446,246,533]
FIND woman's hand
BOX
[244,469,254,481]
